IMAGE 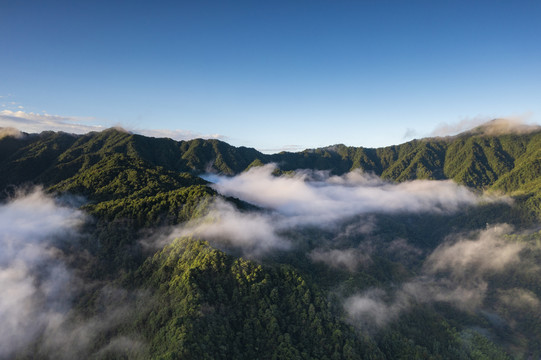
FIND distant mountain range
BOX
[2,123,540,215]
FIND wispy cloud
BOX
[0,110,104,135]
[402,128,418,139]
[309,247,373,272]
[344,224,529,332]
[151,198,290,256]
[0,109,226,142]
[0,127,25,139]
[424,224,523,280]
[39,285,150,360]
[258,144,304,154]
[134,128,225,141]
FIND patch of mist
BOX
[0,188,147,359]
[148,198,290,257]
[39,286,150,360]
[430,115,540,137]
[344,224,529,332]
[0,126,24,139]
[309,247,373,272]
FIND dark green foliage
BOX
[0,131,79,190]
[51,154,207,202]
[135,237,381,360]
[87,185,215,228]
[380,140,447,181]
[377,308,511,360]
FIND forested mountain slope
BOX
[1,124,541,359]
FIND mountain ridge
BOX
[1,125,539,200]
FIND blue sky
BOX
[1,0,540,152]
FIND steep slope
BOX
[132,237,380,360]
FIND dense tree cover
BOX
[1,126,541,359]
[129,237,382,360]
[87,185,215,228]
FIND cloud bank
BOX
[161,164,491,257]
[210,164,481,225]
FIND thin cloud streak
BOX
[0,110,226,142]
[258,144,304,154]
[0,110,105,134]
[135,128,226,141]
[150,198,290,257]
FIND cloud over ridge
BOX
[210,164,481,224]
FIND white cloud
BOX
[0,189,148,358]
[344,289,400,329]
[258,144,304,154]
[424,224,523,280]
[210,164,482,226]
[157,165,493,257]
[498,288,541,311]
[162,199,290,256]
[0,188,85,358]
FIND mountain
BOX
[2,126,540,186]
[1,125,541,359]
